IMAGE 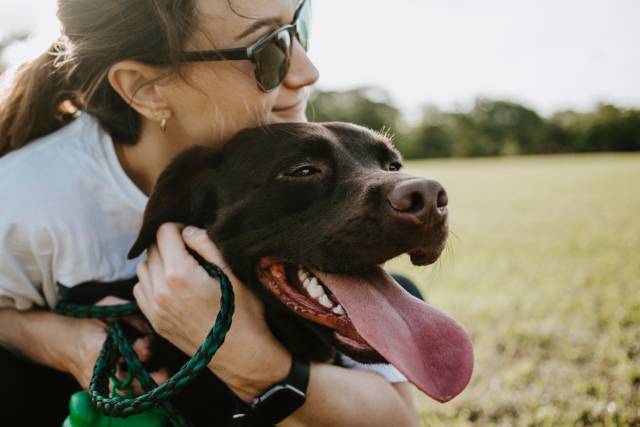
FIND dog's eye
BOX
[388,162,403,172]
[285,166,321,178]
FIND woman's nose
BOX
[283,40,320,89]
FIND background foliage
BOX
[307,88,640,159]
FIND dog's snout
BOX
[387,178,448,225]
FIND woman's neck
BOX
[113,121,186,196]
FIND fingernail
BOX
[183,226,198,239]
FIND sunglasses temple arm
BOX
[181,48,250,62]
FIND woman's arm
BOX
[280,366,418,427]
[0,305,160,390]
[134,224,420,427]
[0,308,107,389]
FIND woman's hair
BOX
[0,0,198,157]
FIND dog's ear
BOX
[128,146,220,259]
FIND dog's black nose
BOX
[387,178,448,225]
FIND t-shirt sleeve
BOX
[338,353,408,383]
[0,219,50,310]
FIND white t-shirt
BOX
[0,113,406,382]
[0,113,146,310]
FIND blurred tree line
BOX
[307,87,640,158]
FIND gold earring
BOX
[160,118,167,133]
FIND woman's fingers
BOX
[154,222,186,264]
[127,369,169,397]
[95,295,130,306]
[121,315,153,335]
[131,336,152,362]
[154,223,213,289]
[113,368,170,396]
[150,368,170,385]
[181,226,226,267]
[146,243,166,288]
[134,260,153,321]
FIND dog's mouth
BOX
[256,260,379,360]
[256,256,475,403]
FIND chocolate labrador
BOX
[128,122,473,423]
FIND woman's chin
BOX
[271,109,307,124]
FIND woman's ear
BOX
[108,60,171,121]
[128,146,221,259]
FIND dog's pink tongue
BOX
[312,267,474,402]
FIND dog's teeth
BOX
[309,287,324,298]
[297,269,309,284]
[332,304,345,315]
[307,278,325,298]
[318,294,334,308]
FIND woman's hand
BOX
[64,316,108,389]
[64,297,162,390]
[133,223,291,401]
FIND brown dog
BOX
[129,122,473,420]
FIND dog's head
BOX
[129,122,473,402]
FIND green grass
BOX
[386,153,640,426]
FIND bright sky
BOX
[2,0,639,119]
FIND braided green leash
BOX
[55,251,235,426]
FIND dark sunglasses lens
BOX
[255,30,291,91]
[296,0,311,50]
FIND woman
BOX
[0,0,419,425]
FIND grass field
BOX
[386,153,640,426]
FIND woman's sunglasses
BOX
[181,0,311,92]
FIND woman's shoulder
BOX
[0,114,105,190]
[0,114,114,221]
[0,113,103,170]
